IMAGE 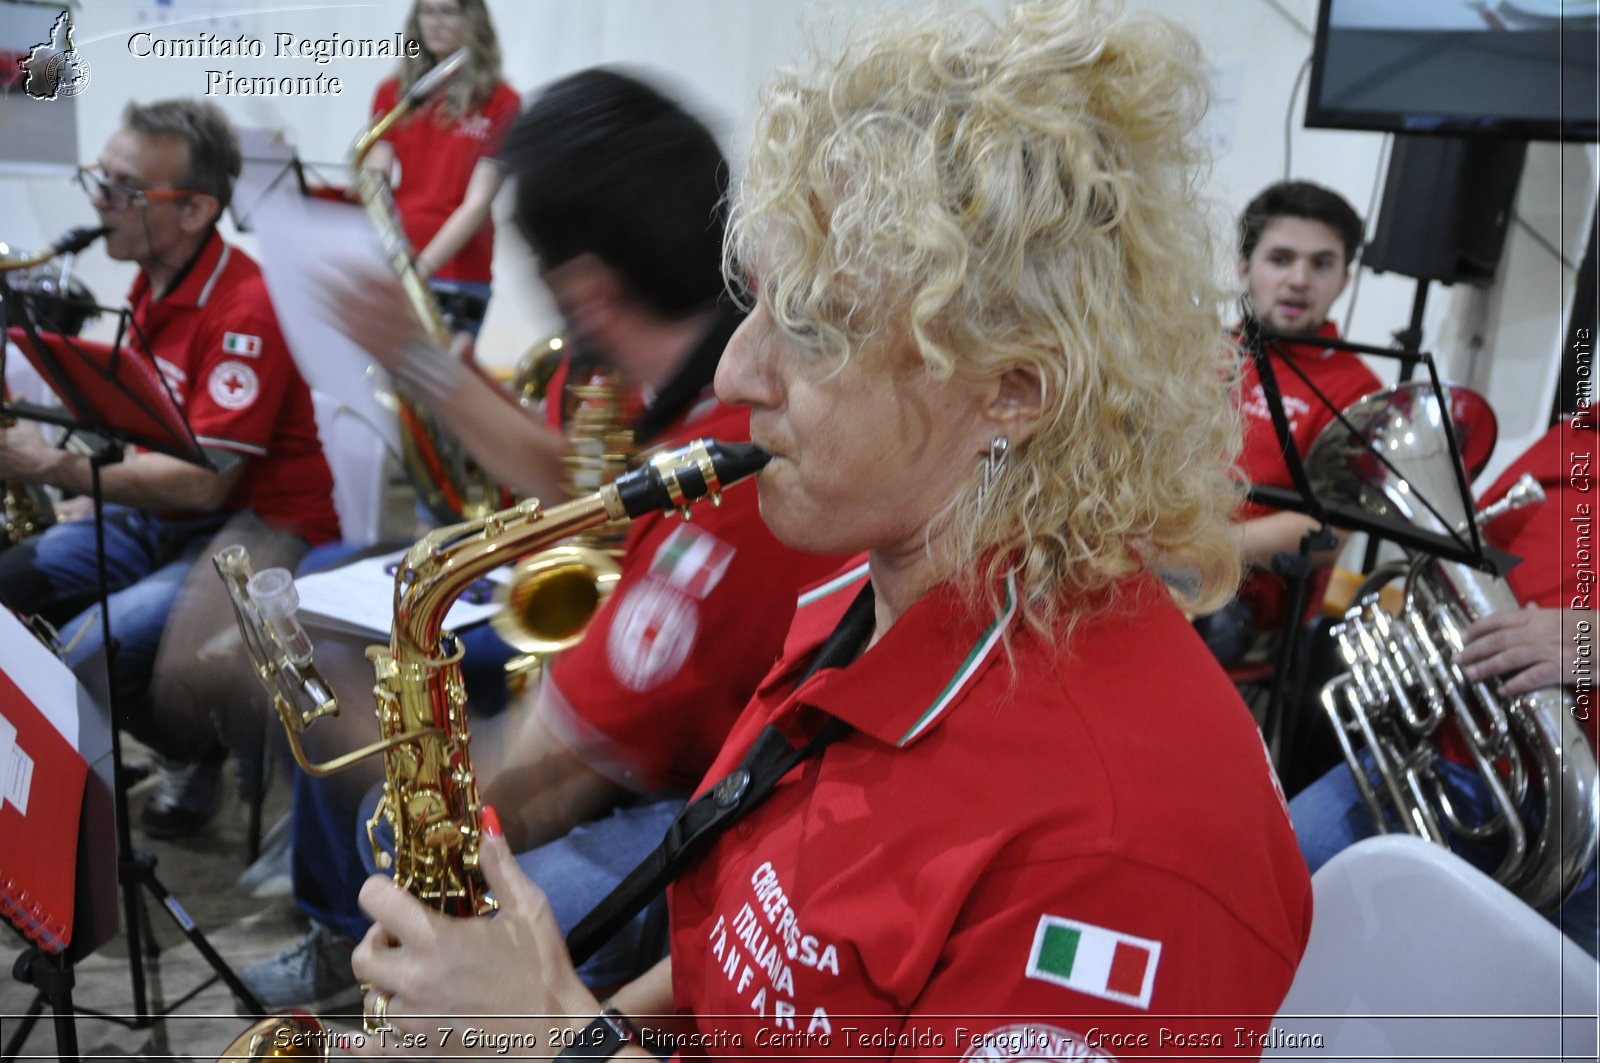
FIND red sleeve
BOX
[541,493,838,792]
[182,277,297,456]
[893,857,1307,1060]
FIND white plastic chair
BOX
[1270,835,1599,1062]
[310,389,392,546]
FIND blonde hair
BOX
[397,0,504,119]
[728,0,1242,636]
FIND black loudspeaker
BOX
[1363,135,1528,287]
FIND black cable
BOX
[1343,134,1391,333]
[1513,212,1579,272]
[1260,0,1315,38]
[1283,55,1312,181]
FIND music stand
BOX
[1,628,118,1063]
[1234,317,1516,766]
[0,277,267,1035]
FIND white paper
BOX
[1,741,32,817]
[0,712,18,813]
[294,548,511,638]
[0,607,78,749]
[239,136,402,457]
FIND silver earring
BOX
[980,436,1009,507]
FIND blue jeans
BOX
[1291,758,1600,956]
[0,505,230,758]
[429,279,492,338]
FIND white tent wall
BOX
[1,0,1589,486]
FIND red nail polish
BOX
[481,805,502,839]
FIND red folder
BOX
[5,326,202,460]
[0,666,88,953]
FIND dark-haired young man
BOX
[1196,180,1382,663]
[0,98,338,836]
[241,68,838,1010]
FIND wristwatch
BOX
[557,1007,639,1059]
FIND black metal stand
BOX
[4,949,78,1063]
[82,444,267,1027]
[1261,525,1337,764]
[0,275,267,1054]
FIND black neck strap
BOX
[565,584,874,966]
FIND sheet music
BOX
[238,132,402,456]
[294,548,510,637]
[0,607,78,749]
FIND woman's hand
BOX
[350,809,599,1060]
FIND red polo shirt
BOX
[128,230,338,545]
[372,78,520,285]
[540,391,844,793]
[669,570,1313,1058]
[1235,322,1381,629]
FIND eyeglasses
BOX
[75,165,199,212]
[418,3,463,19]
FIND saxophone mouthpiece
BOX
[53,226,109,256]
[615,440,770,519]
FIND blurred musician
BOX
[1194,181,1381,665]
[351,3,1311,1055]
[237,69,840,1012]
[0,99,338,838]
[363,0,518,340]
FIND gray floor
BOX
[0,751,358,1062]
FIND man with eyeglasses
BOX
[0,98,340,838]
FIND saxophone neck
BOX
[351,48,471,167]
[392,495,620,657]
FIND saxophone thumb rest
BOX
[613,440,769,520]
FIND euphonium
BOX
[1309,382,1600,912]
[350,49,511,524]
[0,225,107,547]
[493,353,633,671]
[213,439,769,1060]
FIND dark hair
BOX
[1238,180,1363,265]
[121,98,242,214]
[501,68,729,318]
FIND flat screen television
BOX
[1306,0,1599,142]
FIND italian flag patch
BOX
[648,525,735,600]
[222,332,261,356]
[1026,916,1161,1009]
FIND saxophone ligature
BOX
[214,439,768,1060]
[1308,382,1600,912]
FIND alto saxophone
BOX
[351,49,511,524]
[214,440,768,1061]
